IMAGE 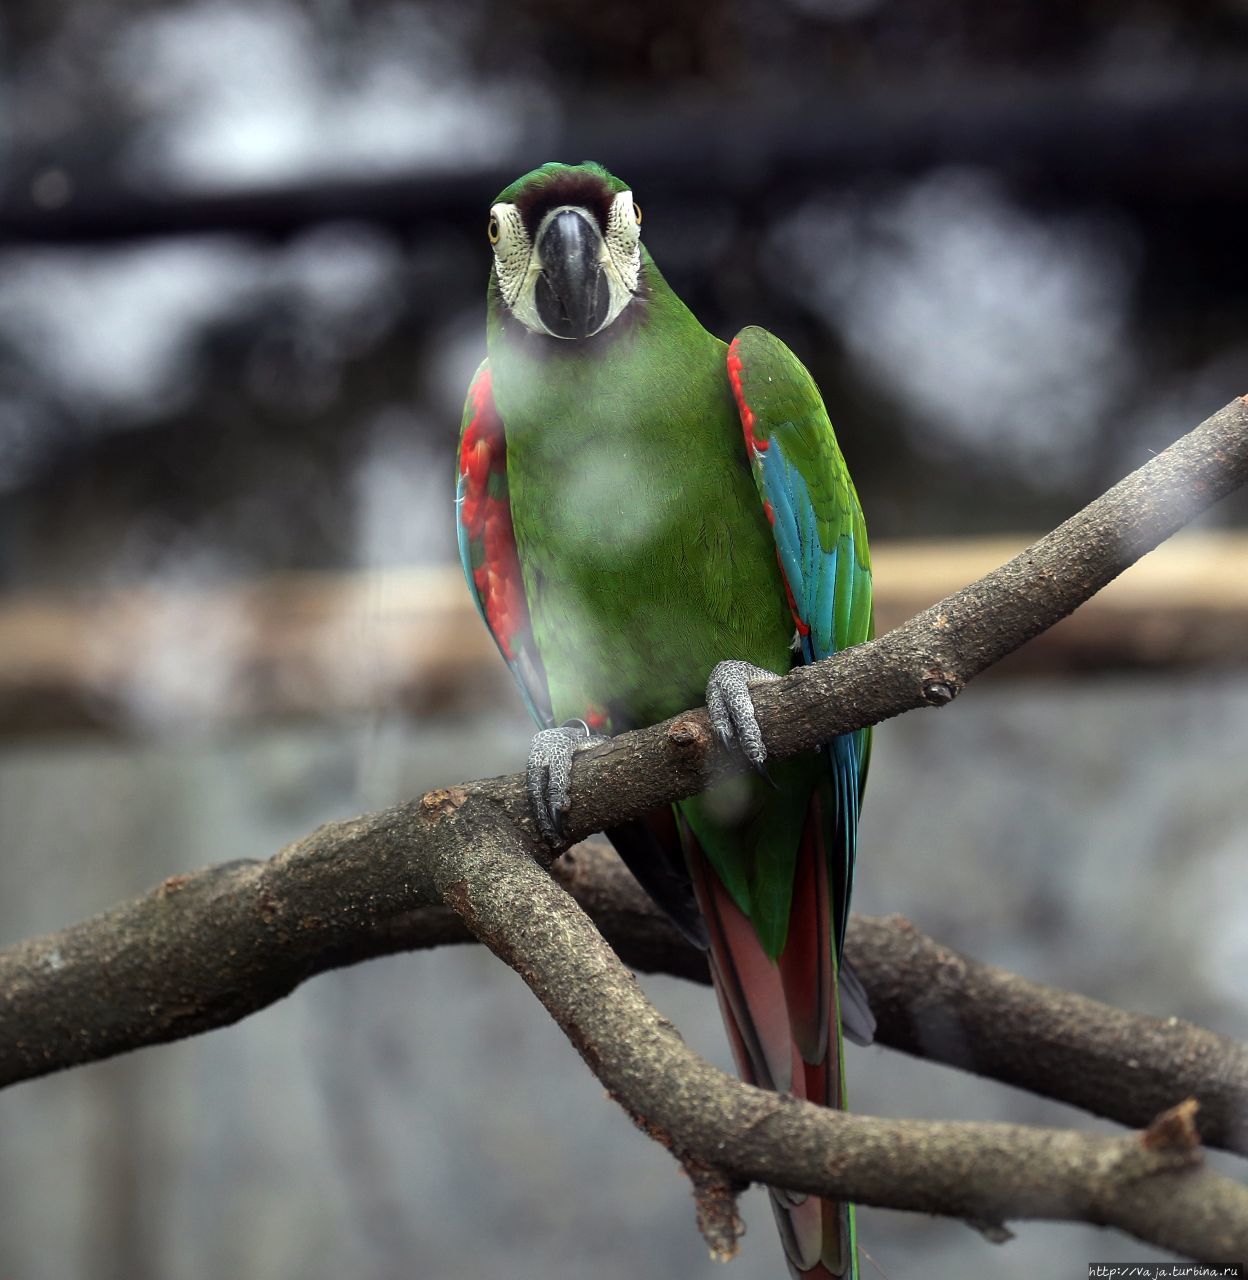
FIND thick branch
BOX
[5,837,1244,1163]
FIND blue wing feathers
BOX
[833,532,855,654]
[728,329,872,964]
[829,734,861,955]
[762,436,853,663]
[816,538,838,659]
[761,446,806,616]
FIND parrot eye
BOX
[487,215,501,245]
[632,202,642,225]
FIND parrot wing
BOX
[456,360,554,728]
[682,327,875,1279]
[726,326,873,962]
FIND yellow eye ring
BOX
[487,215,500,244]
[633,202,643,225]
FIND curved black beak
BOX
[535,209,610,339]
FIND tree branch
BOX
[845,912,1248,1159]
[5,837,1245,1163]
[1,396,1247,1261]
[429,807,1248,1266]
[557,844,1248,1162]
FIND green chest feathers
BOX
[491,321,792,727]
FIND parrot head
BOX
[487,161,643,341]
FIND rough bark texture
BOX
[5,838,1246,1165]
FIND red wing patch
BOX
[727,338,769,454]
[583,703,610,732]
[458,368,529,662]
[779,557,811,638]
[729,340,806,639]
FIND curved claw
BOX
[705,659,781,776]
[526,720,607,844]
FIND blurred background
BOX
[1,1,1246,1277]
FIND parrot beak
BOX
[534,208,611,340]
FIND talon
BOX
[525,720,607,844]
[705,659,781,773]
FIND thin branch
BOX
[1,396,1247,1259]
[846,913,1248,1159]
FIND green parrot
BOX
[455,161,873,1279]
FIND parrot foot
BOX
[527,720,608,845]
[705,660,781,777]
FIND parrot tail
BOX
[680,796,858,1280]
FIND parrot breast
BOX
[490,310,792,732]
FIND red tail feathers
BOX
[680,800,855,1279]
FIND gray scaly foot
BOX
[526,720,608,844]
[705,659,782,775]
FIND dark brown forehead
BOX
[511,171,617,237]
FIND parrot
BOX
[455,161,873,1279]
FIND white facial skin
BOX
[488,189,642,339]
